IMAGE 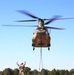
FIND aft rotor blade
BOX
[2,25,37,27]
[17,10,40,19]
[44,15,62,25]
[15,20,37,22]
[46,26,65,30]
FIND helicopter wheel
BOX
[48,47,50,51]
[48,33,49,35]
[32,43,35,46]
[33,47,35,50]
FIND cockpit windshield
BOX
[34,27,48,34]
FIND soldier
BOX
[17,62,26,75]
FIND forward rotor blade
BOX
[44,17,74,20]
[56,17,74,20]
[2,25,37,27]
[44,15,62,25]
[46,26,65,30]
[15,20,37,22]
[16,17,74,22]
[17,10,40,19]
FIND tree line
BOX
[0,67,74,75]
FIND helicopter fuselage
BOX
[32,27,51,48]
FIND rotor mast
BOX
[38,19,44,28]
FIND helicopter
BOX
[2,10,74,50]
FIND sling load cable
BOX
[39,47,43,71]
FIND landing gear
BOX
[32,43,35,50]
[48,33,49,35]
[48,44,50,50]
[32,43,35,46]
[48,47,50,50]
[33,47,35,50]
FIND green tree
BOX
[47,71,50,75]
[72,73,74,75]
[56,70,60,75]
[41,69,48,75]
[33,69,38,75]
[3,68,13,75]
[64,70,69,75]
[14,68,19,75]
[70,69,74,75]
[49,71,53,75]
[0,71,3,75]
[52,69,57,75]
[60,70,65,75]
[24,67,31,75]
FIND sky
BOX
[0,0,74,71]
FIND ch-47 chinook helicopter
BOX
[2,10,74,50]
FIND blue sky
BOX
[0,0,74,71]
